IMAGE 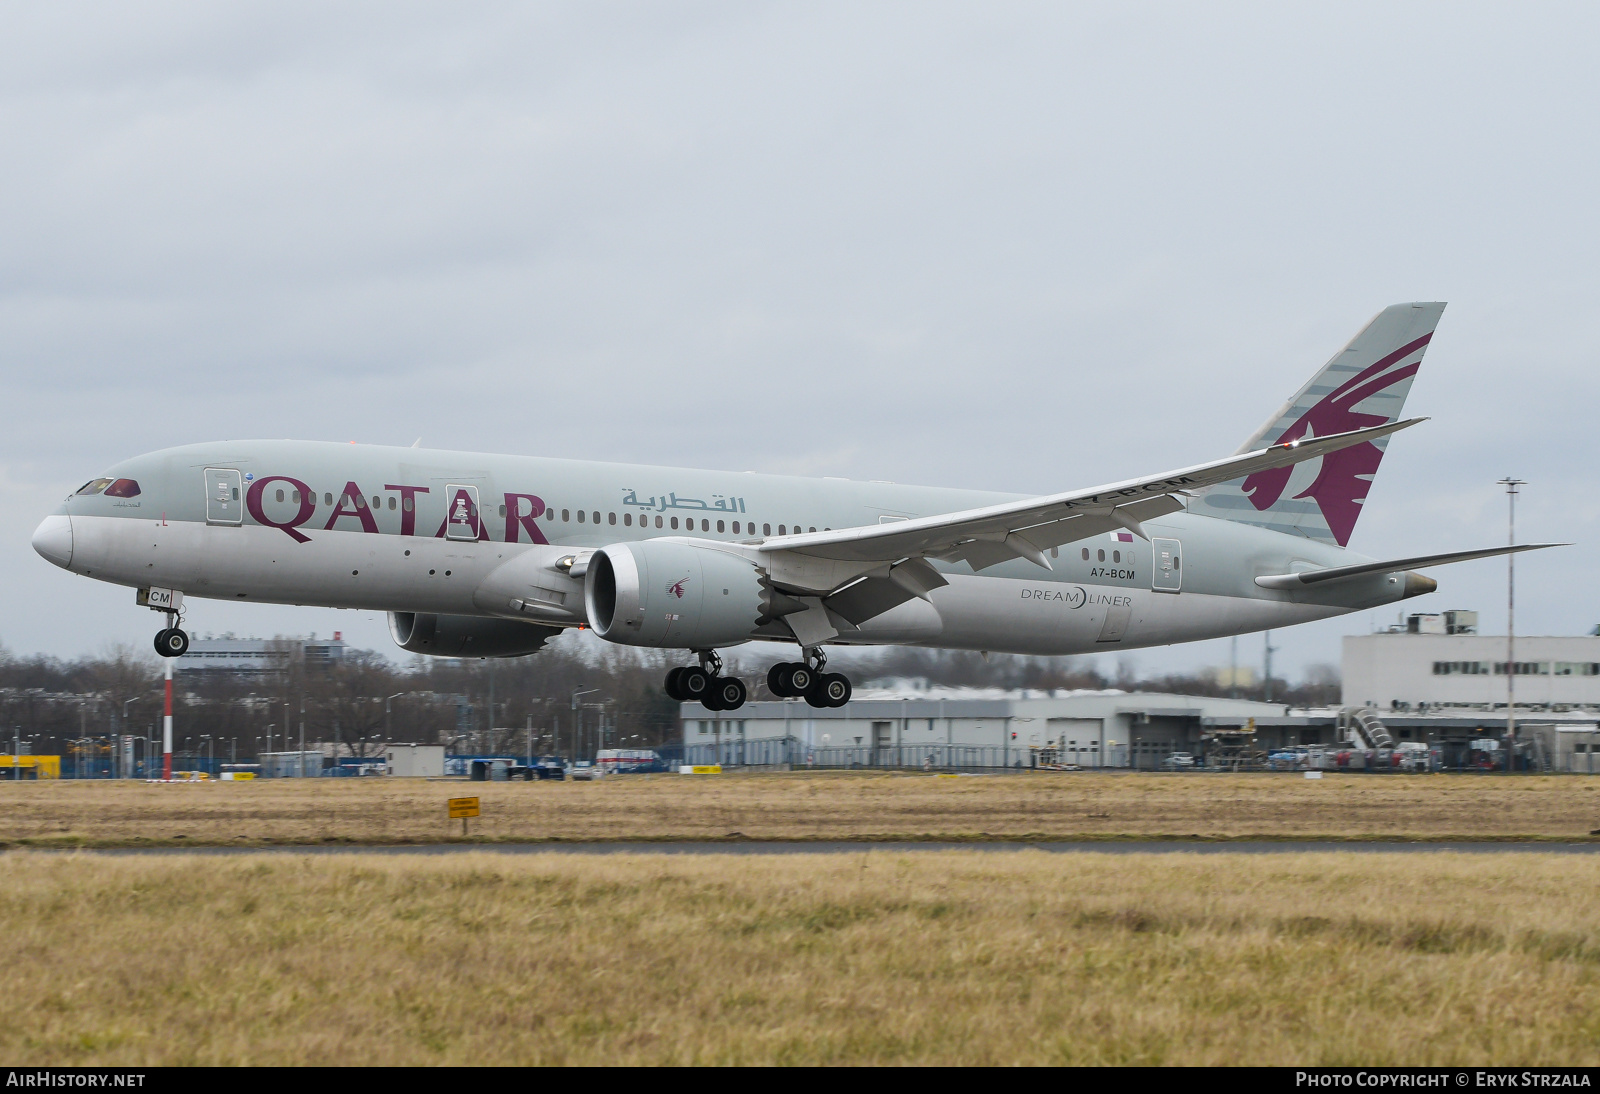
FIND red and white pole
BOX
[162,657,173,781]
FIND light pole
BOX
[122,698,137,779]
[1498,477,1526,773]
[384,693,406,744]
[571,688,598,760]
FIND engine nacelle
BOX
[388,612,561,658]
[584,540,765,648]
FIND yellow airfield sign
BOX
[447,796,481,819]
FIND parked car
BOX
[1160,752,1196,770]
[569,760,602,781]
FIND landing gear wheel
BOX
[679,666,711,701]
[704,676,746,711]
[154,628,189,658]
[767,662,814,697]
[805,672,850,708]
[664,666,687,701]
[767,662,815,697]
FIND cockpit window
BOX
[104,478,141,498]
[76,478,113,495]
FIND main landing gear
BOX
[153,611,190,658]
[767,647,851,709]
[665,650,747,711]
[664,648,854,711]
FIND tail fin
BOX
[1190,302,1446,547]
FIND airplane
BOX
[32,302,1559,711]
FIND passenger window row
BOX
[269,489,827,538]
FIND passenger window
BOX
[562,509,569,521]
[370,496,379,510]
[763,523,771,536]
[593,511,600,524]
[779,525,787,535]
[1113,550,1120,563]
[404,497,414,512]
[356,496,367,509]
[608,513,616,525]
[732,521,740,534]
[291,491,301,504]
[1097,549,1105,562]
[671,517,679,530]
[389,497,396,510]
[700,518,709,532]
[624,513,632,527]
[325,493,332,506]
[717,520,725,533]
[809,527,816,533]
[275,489,285,503]
[498,504,507,517]
[655,515,663,528]
[577,510,585,523]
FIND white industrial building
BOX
[387,743,445,777]
[174,634,347,674]
[1343,611,1600,712]
[681,689,1288,769]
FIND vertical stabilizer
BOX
[1190,302,1445,547]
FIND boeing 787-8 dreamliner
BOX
[31,303,1556,710]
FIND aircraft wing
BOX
[762,418,1425,573]
[1253,543,1565,590]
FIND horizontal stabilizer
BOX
[1254,543,1566,590]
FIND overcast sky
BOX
[3,2,1596,679]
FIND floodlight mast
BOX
[1498,477,1526,773]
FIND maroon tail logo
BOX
[1240,333,1431,547]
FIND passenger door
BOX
[1152,538,1182,593]
[444,485,482,541]
[204,468,243,525]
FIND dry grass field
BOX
[1,771,1598,846]
[2,850,1598,1065]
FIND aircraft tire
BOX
[788,664,814,695]
[708,676,746,711]
[154,628,189,658]
[664,667,687,701]
[766,663,792,697]
[679,666,711,701]
[819,673,851,708]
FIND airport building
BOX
[173,633,348,674]
[1343,612,1600,712]
[681,689,1288,769]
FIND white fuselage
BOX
[37,440,1417,656]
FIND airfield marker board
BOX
[448,796,480,836]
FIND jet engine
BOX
[584,540,765,649]
[388,612,561,658]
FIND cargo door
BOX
[205,468,243,525]
[1152,538,1182,593]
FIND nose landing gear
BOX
[153,610,189,658]
[664,650,748,711]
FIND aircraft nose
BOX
[32,514,73,569]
